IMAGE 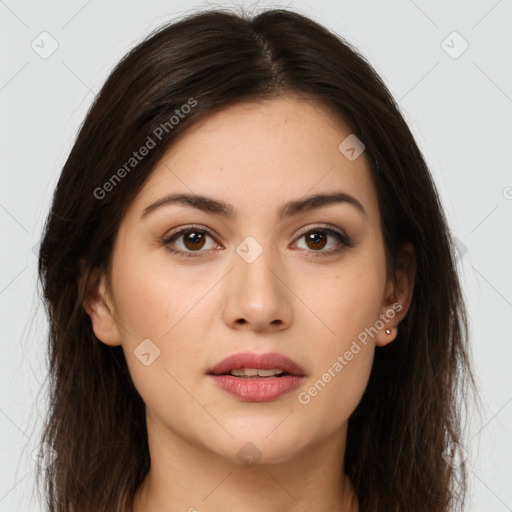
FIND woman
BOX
[36,7,477,512]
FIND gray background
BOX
[1,0,511,510]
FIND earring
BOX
[385,328,391,335]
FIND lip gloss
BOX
[209,374,304,402]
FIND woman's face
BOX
[86,95,409,465]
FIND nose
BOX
[222,242,293,333]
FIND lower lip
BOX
[208,374,304,402]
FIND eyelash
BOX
[161,224,355,259]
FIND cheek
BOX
[116,266,207,430]
[292,256,383,422]
[296,345,374,438]
[110,249,214,399]
[299,257,385,353]
[110,243,209,341]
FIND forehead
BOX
[127,95,380,227]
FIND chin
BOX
[205,427,308,466]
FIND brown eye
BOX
[181,230,207,251]
[304,232,328,250]
[294,226,354,258]
[162,225,219,258]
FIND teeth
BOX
[230,368,285,377]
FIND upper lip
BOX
[208,351,306,376]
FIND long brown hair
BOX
[36,6,478,511]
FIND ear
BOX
[80,265,122,347]
[375,242,416,347]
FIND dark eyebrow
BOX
[140,191,367,220]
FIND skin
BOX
[83,94,415,512]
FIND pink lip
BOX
[207,351,306,403]
[208,351,306,376]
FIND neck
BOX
[132,415,359,512]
